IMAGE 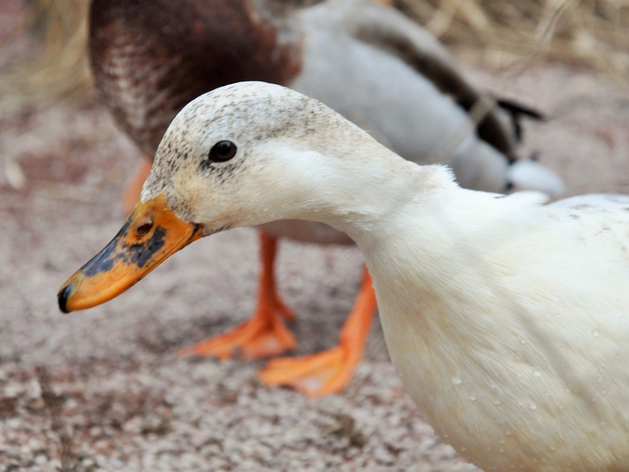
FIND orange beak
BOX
[57,195,203,313]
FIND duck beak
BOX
[57,195,203,313]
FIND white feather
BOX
[508,159,566,196]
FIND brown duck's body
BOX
[89,0,535,180]
[88,0,561,397]
[90,0,302,156]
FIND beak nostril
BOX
[136,221,154,236]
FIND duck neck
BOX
[314,152,457,246]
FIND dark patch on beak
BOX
[81,223,167,278]
[81,217,133,277]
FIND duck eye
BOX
[209,140,237,162]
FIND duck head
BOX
[58,81,400,313]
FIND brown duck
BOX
[86,0,564,396]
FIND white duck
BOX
[57,82,628,471]
[90,0,563,396]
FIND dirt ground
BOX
[1,57,629,471]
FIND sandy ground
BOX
[1,61,629,471]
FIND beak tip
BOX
[57,283,74,314]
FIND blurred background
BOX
[1,1,628,471]
[2,0,629,113]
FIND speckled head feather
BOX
[140,81,434,237]
[142,81,389,228]
[144,81,319,195]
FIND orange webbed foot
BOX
[258,267,377,397]
[177,301,297,360]
[178,232,296,360]
[258,344,361,397]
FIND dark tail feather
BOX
[496,98,545,143]
[496,99,544,143]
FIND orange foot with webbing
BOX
[177,232,297,360]
[258,267,377,397]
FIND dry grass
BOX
[397,0,629,73]
[0,0,91,112]
[0,0,628,113]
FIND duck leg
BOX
[178,232,297,359]
[122,158,153,213]
[258,266,377,397]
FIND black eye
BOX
[209,140,237,162]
